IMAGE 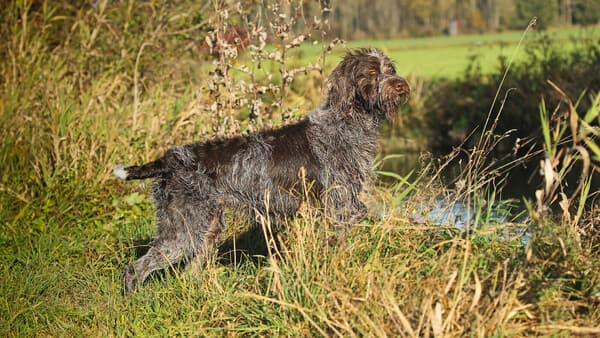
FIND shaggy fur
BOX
[115,48,410,294]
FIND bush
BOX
[423,32,600,152]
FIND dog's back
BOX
[114,117,320,193]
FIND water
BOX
[378,150,531,240]
[408,194,525,228]
[378,150,538,199]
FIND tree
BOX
[513,0,559,29]
[572,0,600,25]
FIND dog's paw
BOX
[113,164,129,180]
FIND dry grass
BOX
[1,1,599,336]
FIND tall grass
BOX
[1,1,599,336]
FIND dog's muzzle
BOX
[381,76,410,104]
[389,77,410,97]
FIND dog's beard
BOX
[378,92,405,120]
[376,78,409,120]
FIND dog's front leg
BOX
[325,199,366,246]
[333,198,367,227]
[323,184,367,237]
[347,198,368,223]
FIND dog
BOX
[114,48,410,293]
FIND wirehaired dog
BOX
[114,48,410,293]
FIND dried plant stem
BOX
[132,41,151,135]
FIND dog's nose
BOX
[395,78,410,94]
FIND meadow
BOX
[289,26,600,78]
[1,2,599,336]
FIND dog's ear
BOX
[326,62,357,119]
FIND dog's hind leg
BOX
[185,209,224,275]
[123,239,188,294]
[123,201,224,294]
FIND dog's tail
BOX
[113,159,168,181]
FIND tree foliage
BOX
[572,0,600,25]
[512,0,559,29]
[327,0,598,38]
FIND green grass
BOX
[289,25,600,78]
[1,2,599,336]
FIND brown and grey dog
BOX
[114,48,409,294]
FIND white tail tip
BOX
[113,164,129,180]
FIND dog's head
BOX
[326,48,410,120]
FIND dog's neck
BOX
[310,106,381,133]
[306,106,380,184]
[307,107,380,154]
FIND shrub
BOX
[423,32,600,153]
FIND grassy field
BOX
[1,2,599,336]
[288,25,600,78]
